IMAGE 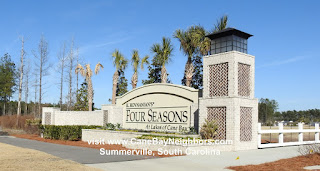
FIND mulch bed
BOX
[228,153,320,171]
[11,134,182,158]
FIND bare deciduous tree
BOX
[24,59,31,114]
[76,48,79,92]
[33,72,38,117]
[66,38,76,111]
[57,42,67,109]
[33,34,50,118]
[17,36,25,116]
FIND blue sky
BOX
[1,0,319,111]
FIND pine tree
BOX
[74,81,93,111]
[0,53,17,115]
[142,58,170,85]
[116,70,128,96]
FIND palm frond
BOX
[174,29,192,58]
[75,64,85,77]
[189,25,210,56]
[162,37,173,65]
[131,49,139,72]
[140,55,149,70]
[213,15,228,33]
[112,49,127,71]
[150,37,173,67]
[95,62,104,74]
[112,49,121,70]
[151,43,161,54]
[86,64,92,78]
[121,58,128,71]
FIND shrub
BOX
[25,119,41,126]
[200,119,218,139]
[180,126,197,135]
[115,123,121,129]
[106,123,115,130]
[106,123,121,130]
[41,125,101,141]
[25,118,42,134]
[0,115,41,134]
[189,126,196,134]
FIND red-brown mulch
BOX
[11,134,182,158]
[228,153,320,171]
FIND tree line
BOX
[0,36,81,117]
[258,98,320,125]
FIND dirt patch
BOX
[12,134,182,158]
[3,128,26,135]
[228,153,320,171]
[0,142,101,171]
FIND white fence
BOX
[258,123,320,148]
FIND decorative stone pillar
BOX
[42,107,60,125]
[199,28,258,150]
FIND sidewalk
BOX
[0,136,302,171]
[86,146,301,171]
[0,136,154,164]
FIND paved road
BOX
[0,136,303,171]
[0,136,154,164]
[86,146,301,171]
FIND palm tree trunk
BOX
[161,65,167,83]
[131,71,138,89]
[185,57,194,87]
[87,77,93,111]
[112,71,119,104]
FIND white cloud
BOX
[257,56,307,68]
[78,37,132,55]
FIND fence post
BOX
[298,123,304,143]
[258,123,261,148]
[315,123,319,143]
[279,122,284,145]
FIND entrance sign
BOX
[116,83,198,132]
[43,28,259,151]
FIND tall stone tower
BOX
[199,28,258,150]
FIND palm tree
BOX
[75,63,103,111]
[194,15,229,56]
[173,15,228,88]
[151,37,173,83]
[111,49,128,104]
[174,28,196,87]
[191,25,211,56]
[131,50,149,89]
[212,15,228,33]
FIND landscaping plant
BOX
[41,125,101,141]
[200,119,218,139]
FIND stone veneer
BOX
[42,107,106,126]
[199,51,258,151]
